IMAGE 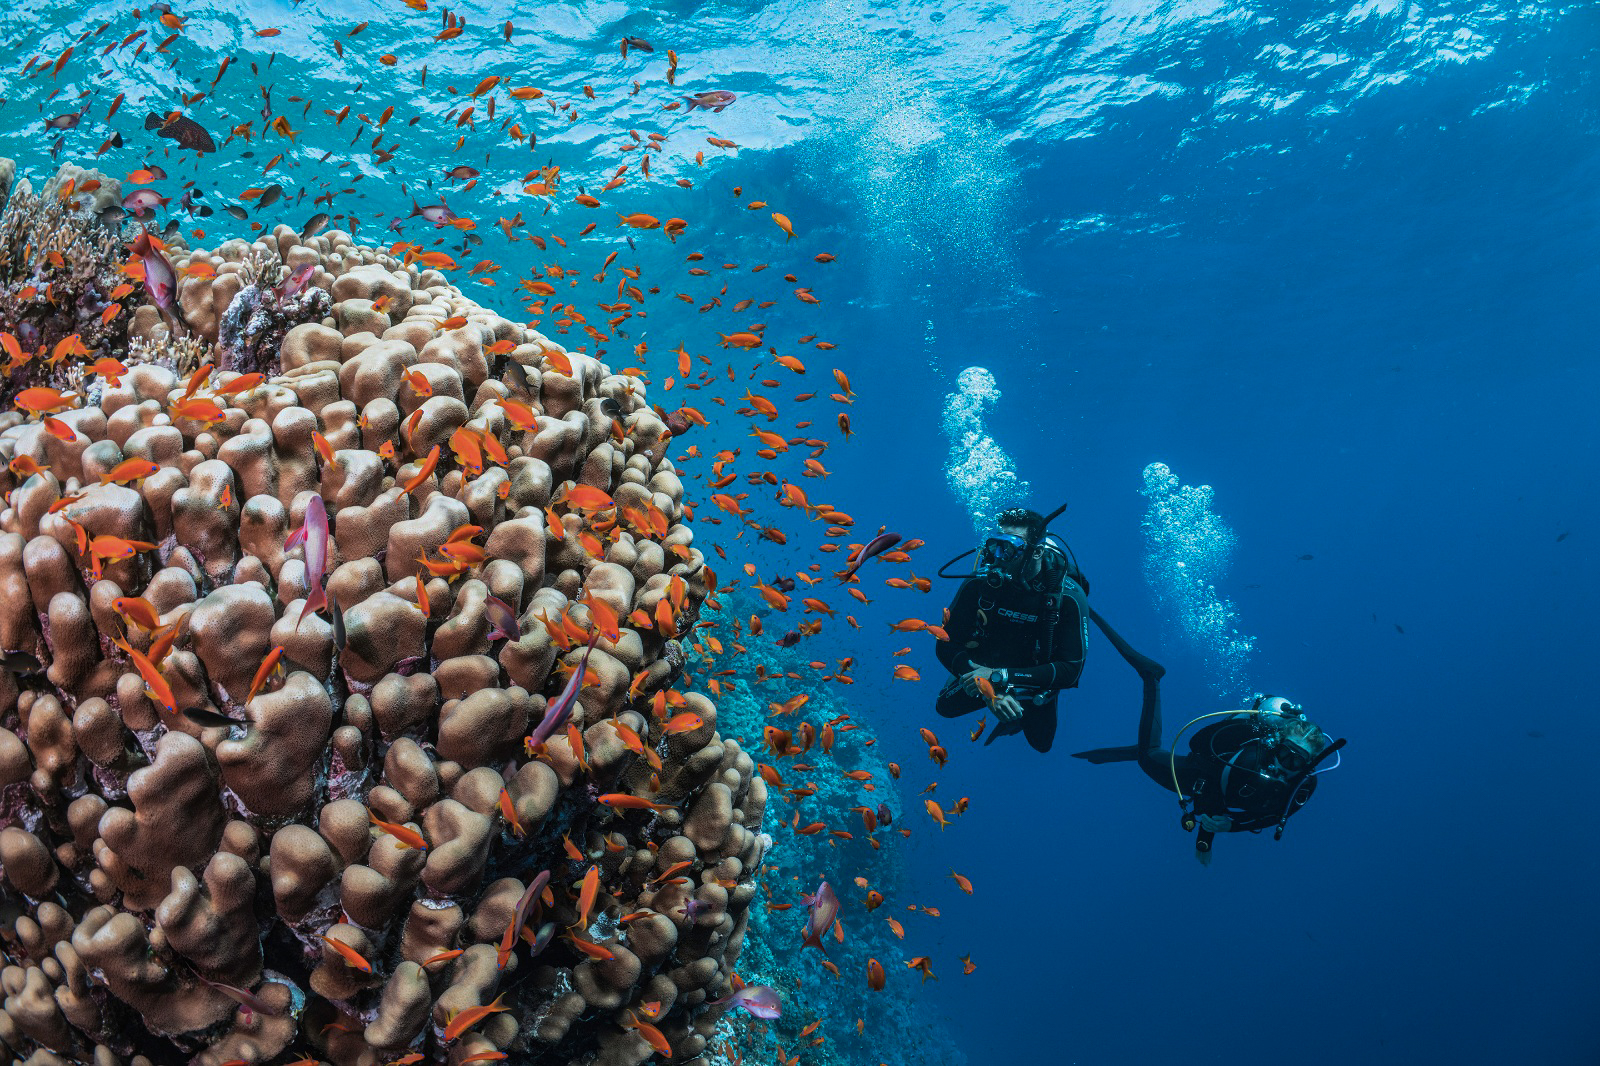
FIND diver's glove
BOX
[1196,814,1233,833]
[959,666,1008,697]
[991,694,1024,722]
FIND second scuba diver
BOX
[1073,608,1345,862]
[934,504,1160,753]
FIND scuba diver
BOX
[1073,619,1346,861]
[935,504,1158,753]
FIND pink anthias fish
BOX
[484,593,520,642]
[525,631,600,750]
[799,880,840,952]
[285,493,330,628]
[711,984,781,1019]
[200,978,284,1024]
[276,262,315,300]
[130,232,178,313]
[122,189,170,214]
[683,90,736,113]
[838,531,900,582]
[408,198,457,227]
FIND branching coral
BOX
[0,161,765,1066]
[0,163,131,411]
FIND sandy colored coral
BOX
[0,160,758,1066]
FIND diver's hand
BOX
[992,694,1024,721]
[959,665,996,696]
[1197,814,1233,833]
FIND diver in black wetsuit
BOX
[1073,620,1346,860]
[936,505,1149,752]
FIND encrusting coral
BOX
[0,160,769,1066]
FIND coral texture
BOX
[0,161,765,1066]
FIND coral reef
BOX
[705,613,966,1066]
[0,161,766,1066]
[0,163,131,412]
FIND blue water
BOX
[4,0,1598,1063]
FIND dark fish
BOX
[225,204,248,220]
[97,205,126,225]
[444,165,479,180]
[1297,554,1314,561]
[598,397,621,418]
[330,594,346,653]
[1556,532,1568,542]
[300,212,330,238]
[1394,623,1405,634]
[145,111,216,153]
[771,575,795,593]
[1527,730,1545,738]
[181,706,243,729]
[622,36,653,53]
[776,630,801,648]
[839,532,901,582]
[0,650,43,675]
[504,359,529,390]
[876,802,892,826]
[683,90,736,113]
[254,183,283,210]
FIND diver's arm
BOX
[934,580,981,675]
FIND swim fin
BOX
[1071,745,1140,764]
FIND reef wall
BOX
[0,160,767,1066]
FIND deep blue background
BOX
[3,0,1596,1062]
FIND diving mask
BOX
[979,532,1030,578]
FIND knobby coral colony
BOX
[0,159,775,1066]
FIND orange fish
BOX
[90,535,156,564]
[320,934,373,973]
[596,793,674,813]
[170,397,225,426]
[573,865,601,928]
[403,445,440,494]
[14,387,78,416]
[113,596,162,633]
[215,373,264,396]
[369,809,428,851]
[124,643,176,713]
[245,645,285,703]
[442,994,509,1042]
[100,457,159,486]
[402,368,432,396]
[563,484,614,511]
[498,787,524,837]
[422,949,465,967]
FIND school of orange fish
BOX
[6,7,985,1063]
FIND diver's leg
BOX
[1087,608,1165,681]
[1074,610,1167,772]
[934,677,985,719]
[1021,697,1058,753]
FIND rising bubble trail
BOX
[1139,462,1256,697]
[942,366,1031,540]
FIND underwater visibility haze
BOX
[0,0,1596,1064]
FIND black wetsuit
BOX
[1074,613,1317,841]
[934,569,1089,752]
